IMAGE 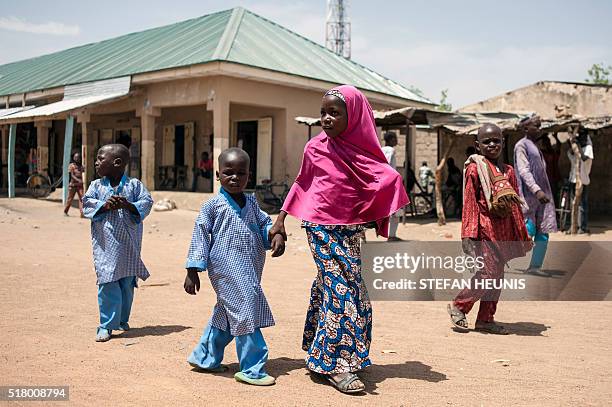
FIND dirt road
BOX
[1,198,610,406]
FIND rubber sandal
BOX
[234,372,276,386]
[475,321,509,335]
[188,362,228,373]
[326,373,365,394]
[447,304,469,332]
[96,328,111,342]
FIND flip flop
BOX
[447,304,469,332]
[326,372,365,394]
[188,362,228,373]
[234,372,276,386]
[117,323,130,331]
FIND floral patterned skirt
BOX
[302,222,372,374]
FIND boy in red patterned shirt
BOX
[447,124,531,335]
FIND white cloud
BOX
[0,16,80,36]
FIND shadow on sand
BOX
[120,325,192,338]
[188,356,447,396]
[307,360,448,396]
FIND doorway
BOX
[236,121,258,189]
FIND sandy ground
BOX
[1,197,611,406]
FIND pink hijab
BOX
[282,85,409,237]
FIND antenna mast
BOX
[325,0,351,59]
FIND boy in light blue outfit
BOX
[184,147,285,386]
[83,144,153,342]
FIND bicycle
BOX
[556,180,572,231]
[254,179,290,214]
[26,170,63,198]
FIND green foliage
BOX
[585,63,611,85]
[437,88,452,112]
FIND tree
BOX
[585,63,611,85]
[438,89,452,112]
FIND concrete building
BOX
[0,7,434,201]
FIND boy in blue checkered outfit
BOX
[83,144,153,343]
[184,147,285,386]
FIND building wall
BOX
[413,126,439,176]
[461,81,612,117]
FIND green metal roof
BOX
[0,7,432,104]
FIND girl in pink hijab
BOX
[270,85,408,393]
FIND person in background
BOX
[405,159,417,193]
[513,116,557,276]
[565,128,594,234]
[419,161,434,193]
[198,151,213,178]
[445,157,463,216]
[191,151,214,192]
[382,131,403,241]
[540,133,562,204]
[64,152,85,217]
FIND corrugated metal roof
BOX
[0,106,35,117]
[1,77,131,122]
[0,9,230,96]
[0,7,432,104]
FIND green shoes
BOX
[234,372,276,386]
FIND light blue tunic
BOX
[186,189,274,336]
[83,175,153,285]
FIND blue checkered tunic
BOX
[186,188,274,336]
[83,176,153,285]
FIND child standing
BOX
[64,152,85,217]
[447,124,531,335]
[184,147,284,386]
[382,131,403,242]
[83,144,153,342]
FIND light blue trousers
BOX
[97,276,136,331]
[188,323,269,379]
[525,219,549,269]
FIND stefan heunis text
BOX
[372,278,527,290]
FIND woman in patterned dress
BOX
[269,85,409,393]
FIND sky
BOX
[0,0,610,108]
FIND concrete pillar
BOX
[77,113,93,187]
[211,93,230,194]
[1,125,8,188]
[62,116,74,206]
[35,120,51,176]
[139,107,160,190]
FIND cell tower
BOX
[326,0,351,59]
